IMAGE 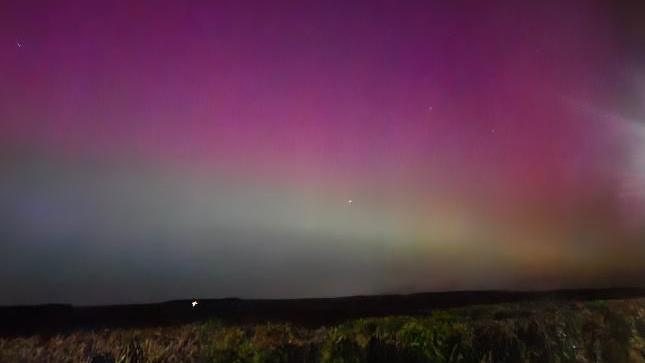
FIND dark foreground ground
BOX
[1,288,645,362]
[2,288,645,337]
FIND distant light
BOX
[347,199,353,205]
[192,300,198,308]
[427,106,433,111]
[16,41,23,48]
[491,128,496,133]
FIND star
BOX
[491,128,496,134]
[427,106,433,111]
[16,41,23,48]
[191,300,198,308]
[347,199,353,205]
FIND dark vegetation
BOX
[1,289,644,362]
[2,288,644,337]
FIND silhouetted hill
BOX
[2,287,644,337]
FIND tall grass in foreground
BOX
[1,298,644,362]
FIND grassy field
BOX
[1,298,644,363]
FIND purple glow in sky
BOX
[1,1,644,305]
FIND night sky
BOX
[1,1,644,305]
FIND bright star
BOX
[191,300,198,308]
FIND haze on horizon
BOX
[1,1,644,305]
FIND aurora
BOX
[1,1,644,305]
